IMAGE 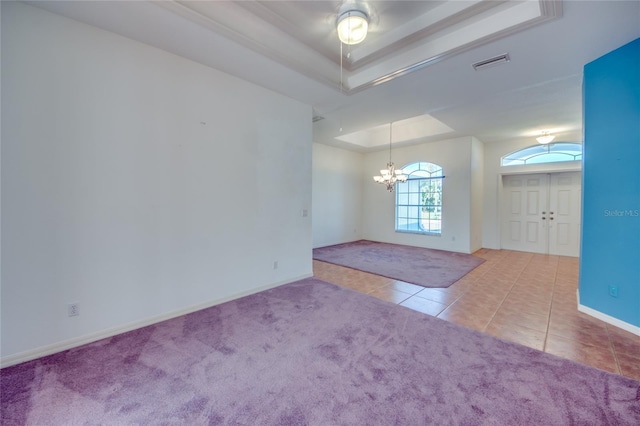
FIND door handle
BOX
[549,217,554,220]
[542,217,546,220]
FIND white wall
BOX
[482,139,581,249]
[313,133,584,255]
[1,3,312,363]
[312,143,363,248]
[362,137,474,253]
[470,137,484,253]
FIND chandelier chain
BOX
[389,124,392,162]
[373,122,407,192]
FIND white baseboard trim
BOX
[0,273,313,369]
[576,290,640,336]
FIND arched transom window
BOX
[501,143,582,166]
[395,162,443,235]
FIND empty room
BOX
[1,1,639,424]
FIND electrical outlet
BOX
[68,303,80,317]
[608,285,618,298]
[273,261,278,270]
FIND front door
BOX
[501,172,581,256]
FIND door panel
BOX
[510,191,521,214]
[501,174,548,253]
[548,172,581,256]
[501,172,581,256]
[527,221,540,243]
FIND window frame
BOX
[395,162,444,236]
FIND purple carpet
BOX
[313,240,485,288]
[2,278,639,425]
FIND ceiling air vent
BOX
[472,53,510,71]
[312,115,325,123]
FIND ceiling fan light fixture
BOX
[536,131,555,144]
[337,10,368,45]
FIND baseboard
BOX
[0,273,313,369]
[576,289,640,336]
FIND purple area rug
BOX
[313,240,485,288]
[2,278,639,425]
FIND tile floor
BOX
[313,248,640,381]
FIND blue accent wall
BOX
[580,38,640,327]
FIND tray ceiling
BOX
[25,1,640,151]
[158,0,562,93]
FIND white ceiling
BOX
[28,0,640,152]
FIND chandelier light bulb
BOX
[536,131,555,144]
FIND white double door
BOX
[501,172,581,256]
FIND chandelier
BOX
[373,123,407,192]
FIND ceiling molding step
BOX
[153,0,563,96]
[349,0,502,69]
[237,1,340,63]
[344,1,563,94]
[153,1,341,90]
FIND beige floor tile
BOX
[368,287,412,304]
[384,280,426,295]
[400,296,448,317]
[489,307,550,333]
[548,316,611,350]
[607,325,640,357]
[413,288,461,305]
[313,249,636,379]
[616,352,640,381]
[544,334,618,374]
[485,322,546,351]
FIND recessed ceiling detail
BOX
[28,0,638,153]
[335,114,454,149]
[157,0,562,94]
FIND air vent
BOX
[472,53,510,71]
[312,115,325,123]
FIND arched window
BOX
[501,143,582,166]
[396,162,443,235]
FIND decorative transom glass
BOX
[501,143,582,166]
